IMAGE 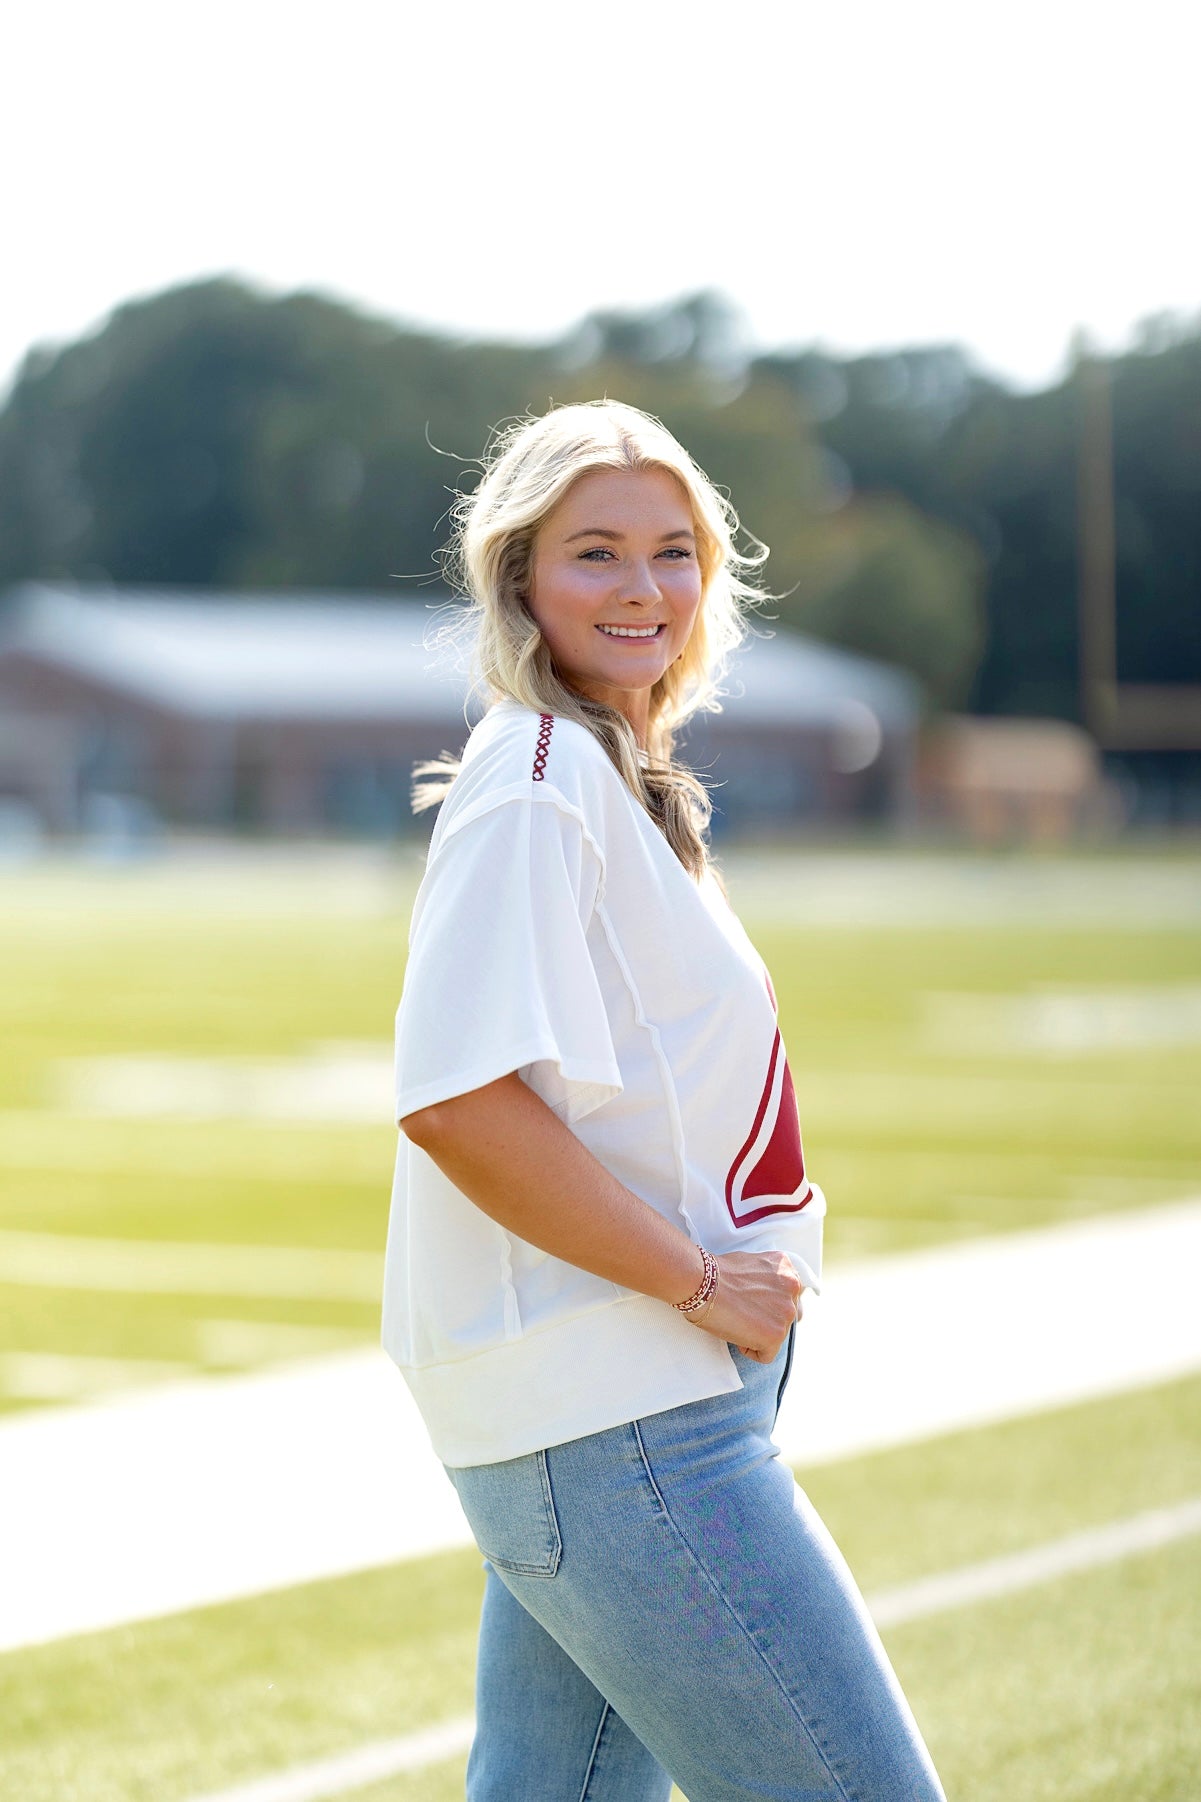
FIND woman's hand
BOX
[402,1074,807,1366]
[692,1250,803,1363]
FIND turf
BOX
[343,1762,469,1802]
[1,855,1198,1377]
[348,1529,1201,1802]
[894,1537,1201,1802]
[1,1371,1198,1802]
[1,847,1198,1798]
[1,861,1198,1407]
[0,1549,481,1802]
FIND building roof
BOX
[716,622,919,730]
[0,583,469,721]
[0,582,919,730]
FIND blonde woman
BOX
[382,401,945,1801]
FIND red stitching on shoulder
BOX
[532,713,554,781]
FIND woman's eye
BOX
[577,546,692,562]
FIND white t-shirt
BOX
[382,700,825,1466]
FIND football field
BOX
[1,843,1199,1800]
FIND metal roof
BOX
[0,582,919,729]
[717,622,919,728]
[0,583,469,721]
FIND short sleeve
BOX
[394,796,623,1127]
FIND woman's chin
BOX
[572,653,673,696]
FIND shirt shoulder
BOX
[438,702,626,843]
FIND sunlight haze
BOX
[5,0,1196,396]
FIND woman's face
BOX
[527,466,704,745]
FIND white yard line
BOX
[181,1498,1201,1802]
[184,1717,477,1802]
[0,1229,382,1300]
[723,851,1201,930]
[922,983,1201,1054]
[0,1322,361,1403]
[0,1351,191,1402]
[52,1046,394,1123]
[6,846,1197,929]
[867,1496,1201,1627]
[2,1198,1200,1656]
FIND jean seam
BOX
[577,1700,612,1802]
[536,1448,564,1575]
[486,1555,558,1576]
[629,1416,859,1802]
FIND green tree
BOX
[12,278,1194,724]
[776,497,987,711]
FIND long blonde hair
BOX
[415,399,766,875]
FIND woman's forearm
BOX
[401,1071,805,1362]
[400,1072,704,1305]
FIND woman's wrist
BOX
[673,1246,719,1322]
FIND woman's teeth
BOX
[597,624,662,637]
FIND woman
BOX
[382,400,945,1801]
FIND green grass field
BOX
[1,844,1199,1799]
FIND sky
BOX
[5,0,1197,401]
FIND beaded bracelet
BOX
[673,1246,719,1321]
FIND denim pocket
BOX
[446,1449,562,1577]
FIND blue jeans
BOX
[447,1332,946,1801]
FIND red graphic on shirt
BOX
[725,974,812,1228]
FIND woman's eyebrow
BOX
[563,527,696,543]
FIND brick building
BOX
[0,583,919,839]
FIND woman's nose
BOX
[616,559,660,603]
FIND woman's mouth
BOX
[595,623,665,639]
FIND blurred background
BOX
[1,2,1199,1799]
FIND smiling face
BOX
[527,465,704,746]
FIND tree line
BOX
[1,278,1197,719]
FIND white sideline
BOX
[2,1198,1201,1655]
[866,1495,1201,1626]
[184,1716,477,1802]
[775,1194,1201,1468]
[183,1498,1201,1802]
